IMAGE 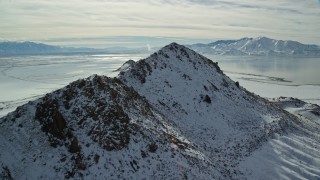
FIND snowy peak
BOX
[155,42,221,68]
[151,42,198,61]
[119,42,222,83]
[119,43,300,178]
[188,37,320,56]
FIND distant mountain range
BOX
[1,37,320,56]
[188,37,320,56]
[0,41,99,55]
[0,41,151,55]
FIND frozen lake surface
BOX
[1,53,319,117]
[0,54,146,117]
[209,55,320,85]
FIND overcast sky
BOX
[0,0,319,48]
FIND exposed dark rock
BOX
[69,137,81,153]
[235,81,240,88]
[92,105,130,151]
[35,98,67,146]
[0,166,13,180]
[204,95,212,104]
[131,60,152,84]
[149,143,158,153]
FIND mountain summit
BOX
[188,37,320,56]
[1,43,320,179]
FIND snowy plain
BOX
[0,53,319,118]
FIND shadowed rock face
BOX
[35,99,67,145]
[33,76,132,152]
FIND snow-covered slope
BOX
[239,97,320,179]
[272,97,320,124]
[113,60,136,72]
[1,43,320,179]
[188,37,320,56]
[119,43,320,178]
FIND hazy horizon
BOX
[2,36,320,50]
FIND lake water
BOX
[207,55,320,86]
[0,53,319,117]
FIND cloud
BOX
[146,44,151,51]
[0,0,319,46]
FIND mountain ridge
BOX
[188,37,320,56]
